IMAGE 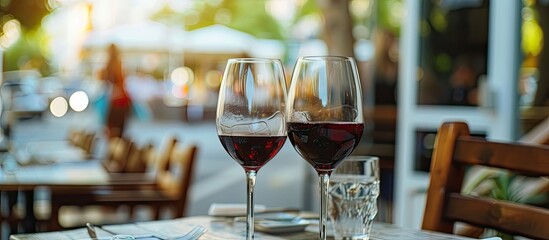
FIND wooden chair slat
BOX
[454,138,549,175]
[446,193,549,239]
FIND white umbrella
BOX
[82,20,187,52]
[185,24,255,54]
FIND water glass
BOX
[328,156,380,240]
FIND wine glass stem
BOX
[319,173,330,240]
[246,170,257,240]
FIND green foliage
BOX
[465,170,548,239]
[152,0,284,39]
[467,171,547,204]
[149,5,187,28]
[4,27,52,76]
[152,0,403,40]
[1,0,54,75]
[229,1,283,39]
[0,0,52,34]
[293,0,320,21]
[376,0,401,36]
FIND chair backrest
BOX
[422,121,549,239]
[156,144,198,217]
[155,137,178,173]
[81,132,96,157]
[68,129,96,157]
[68,128,83,146]
[124,143,153,173]
[104,137,133,173]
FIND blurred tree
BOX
[292,0,401,55]
[0,0,51,35]
[3,28,51,75]
[376,0,401,36]
[318,0,354,56]
[151,0,284,39]
[294,0,320,19]
[1,0,54,75]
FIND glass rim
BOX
[298,56,355,62]
[227,57,281,63]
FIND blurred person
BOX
[372,29,399,105]
[100,44,132,139]
[125,68,162,121]
[448,56,480,106]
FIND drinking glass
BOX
[329,156,379,240]
[216,58,288,239]
[286,56,364,240]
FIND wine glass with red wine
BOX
[216,58,287,240]
[286,56,364,240]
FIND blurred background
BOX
[0,0,548,236]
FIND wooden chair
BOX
[422,121,549,239]
[81,132,97,158]
[123,143,153,173]
[103,137,134,173]
[154,137,179,173]
[47,142,197,230]
[40,138,162,230]
[68,129,96,158]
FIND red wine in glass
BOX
[287,56,363,239]
[218,135,287,172]
[287,122,364,173]
[217,58,287,240]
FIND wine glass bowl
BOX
[286,56,364,239]
[287,56,364,173]
[287,121,364,172]
[216,58,287,239]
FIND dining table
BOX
[0,157,155,236]
[9,215,480,240]
[0,148,487,240]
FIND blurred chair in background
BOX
[102,137,134,173]
[68,129,97,159]
[45,137,196,231]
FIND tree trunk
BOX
[318,0,355,57]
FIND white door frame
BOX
[394,0,521,228]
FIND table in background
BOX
[0,159,154,236]
[10,216,475,240]
[0,160,109,235]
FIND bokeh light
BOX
[50,96,68,117]
[171,67,194,86]
[205,70,222,89]
[522,7,543,57]
[171,84,189,99]
[0,19,21,49]
[69,91,89,112]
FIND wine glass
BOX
[216,58,288,239]
[286,56,364,240]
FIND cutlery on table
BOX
[86,223,206,240]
